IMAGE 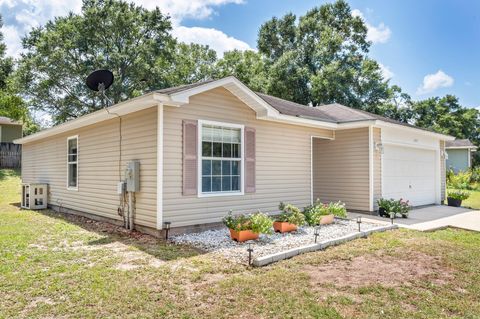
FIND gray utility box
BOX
[125,161,140,192]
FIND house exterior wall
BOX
[0,124,23,142]
[162,87,335,227]
[372,127,382,210]
[440,141,446,201]
[446,148,469,173]
[312,127,370,211]
[21,107,157,229]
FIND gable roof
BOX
[446,139,477,149]
[15,76,454,144]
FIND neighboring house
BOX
[0,116,23,143]
[445,139,477,173]
[14,77,454,236]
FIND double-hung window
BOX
[67,136,78,190]
[200,121,243,195]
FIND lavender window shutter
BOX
[244,127,256,193]
[183,120,198,195]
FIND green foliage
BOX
[222,211,273,234]
[256,0,398,113]
[377,198,411,218]
[327,201,347,218]
[448,190,470,201]
[249,212,274,235]
[16,0,176,124]
[447,170,473,190]
[277,202,306,226]
[302,200,347,226]
[411,95,480,147]
[215,50,269,92]
[470,167,480,184]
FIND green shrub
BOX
[470,167,480,183]
[302,199,347,225]
[222,211,273,234]
[447,170,472,189]
[302,200,326,226]
[377,198,411,218]
[448,190,470,201]
[327,201,347,218]
[277,202,306,226]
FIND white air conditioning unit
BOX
[21,183,48,210]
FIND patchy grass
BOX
[1,169,480,318]
[461,189,480,209]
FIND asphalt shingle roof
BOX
[154,78,448,135]
[446,139,477,148]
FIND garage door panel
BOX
[383,145,436,206]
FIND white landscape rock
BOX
[171,219,381,265]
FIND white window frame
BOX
[197,119,244,197]
[67,135,79,191]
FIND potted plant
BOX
[223,211,273,242]
[377,198,411,218]
[274,203,305,233]
[377,198,392,217]
[303,200,347,226]
[397,198,411,218]
[447,190,470,207]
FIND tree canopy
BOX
[4,0,478,154]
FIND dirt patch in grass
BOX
[304,251,453,288]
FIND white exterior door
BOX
[382,145,437,206]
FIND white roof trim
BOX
[158,76,280,118]
[15,93,158,144]
[446,146,478,150]
[375,120,454,141]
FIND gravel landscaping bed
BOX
[171,219,382,264]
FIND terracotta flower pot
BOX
[273,221,297,233]
[319,214,334,225]
[229,229,259,242]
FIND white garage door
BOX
[383,145,437,206]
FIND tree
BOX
[256,0,394,111]
[16,0,175,124]
[166,43,217,86]
[411,95,480,143]
[0,15,30,123]
[215,50,268,92]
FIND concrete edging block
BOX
[252,225,398,267]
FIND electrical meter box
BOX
[125,161,140,192]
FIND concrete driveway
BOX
[349,205,480,232]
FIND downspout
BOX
[156,103,164,230]
[368,126,374,212]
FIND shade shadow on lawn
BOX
[34,208,202,261]
[0,168,20,181]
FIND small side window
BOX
[67,136,78,190]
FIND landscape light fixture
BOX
[356,216,362,232]
[164,221,171,240]
[390,212,395,225]
[247,241,254,266]
[314,226,320,243]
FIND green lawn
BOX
[461,190,480,209]
[1,169,480,318]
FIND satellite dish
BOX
[86,69,114,92]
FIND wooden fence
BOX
[0,143,21,168]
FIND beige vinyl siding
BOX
[312,127,370,211]
[21,107,157,228]
[163,87,334,227]
[440,140,446,201]
[372,127,382,210]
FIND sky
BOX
[1,0,479,109]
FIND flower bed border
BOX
[252,224,398,267]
